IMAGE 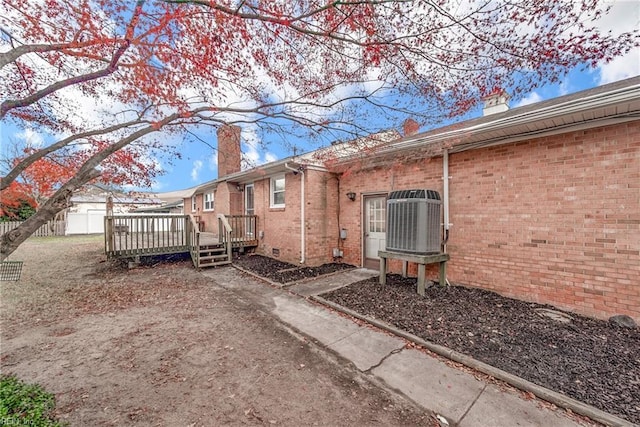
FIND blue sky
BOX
[1,1,639,194]
[158,66,638,193]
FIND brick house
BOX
[185,76,640,321]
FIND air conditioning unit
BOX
[386,189,441,254]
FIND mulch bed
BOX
[321,275,640,424]
[233,254,354,284]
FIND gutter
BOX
[442,149,450,249]
[285,162,305,264]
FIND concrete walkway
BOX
[201,267,588,427]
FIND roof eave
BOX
[336,77,640,163]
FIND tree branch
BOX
[0,41,113,69]
[1,117,149,191]
[0,0,146,119]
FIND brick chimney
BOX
[403,118,421,136]
[482,89,510,116]
[217,124,242,178]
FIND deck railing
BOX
[217,214,233,262]
[105,214,188,258]
[105,213,258,265]
[186,214,200,267]
[218,215,258,247]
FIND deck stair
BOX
[197,242,231,267]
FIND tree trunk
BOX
[0,168,100,261]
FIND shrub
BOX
[0,375,66,426]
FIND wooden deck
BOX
[108,230,219,257]
[105,214,258,267]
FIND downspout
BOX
[443,149,450,252]
[285,163,305,264]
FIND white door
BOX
[364,195,386,269]
[245,184,255,237]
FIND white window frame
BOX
[203,192,214,211]
[270,175,285,208]
[191,195,197,212]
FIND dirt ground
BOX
[0,236,430,426]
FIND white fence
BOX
[0,220,66,237]
[67,211,107,234]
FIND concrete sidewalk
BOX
[201,267,588,427]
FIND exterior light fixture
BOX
[346,192,356,201]
[236,184,244,192]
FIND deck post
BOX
[379,256,387,286]
[439,258,447,287]
[417,264,426,296]
[104,216,113,256]
[378,250,450,295]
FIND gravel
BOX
[321,275,640,424]
[234,254,354,283]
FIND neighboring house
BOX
[67,188,163,234]
[133,188,194,214]
[185,76,640,321]
[133,199,183,214]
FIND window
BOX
[270,175,285,208]
[191,195,197,212]
[204,192,214,211]
[367,197,386,233]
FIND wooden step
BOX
[199,253,230,262]
[199,243,225,249]
[198,258,231,267]
[199,249,226,257]
[199,246,226,255]
[196,242,230,268]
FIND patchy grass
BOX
[0,375,66,426]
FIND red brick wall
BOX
[217,125,242,178]
[339,160,443,274]
[339,121,640,321]
[253,172,302,263]
[249,169,339,266]
[183,189,215,233]
[303,170,340,265]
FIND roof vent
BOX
[386,189,441,254]
[482,89,510,116]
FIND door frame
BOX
[362,192,388,269]
[244,183,255,237]
[244,183,254,215]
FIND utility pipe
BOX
[443,149,450,250]
[284,163,305,264]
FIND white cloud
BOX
[191,160,203,181]
[15,127,45,148]
[208,151,218,172]
[514,92,543,107]
[243,141,277,169]
[239,126,278,169]
[598,51,640,84]
[595,1,640,84]
[264,152,278,163]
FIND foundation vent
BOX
[386,189,441,254]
